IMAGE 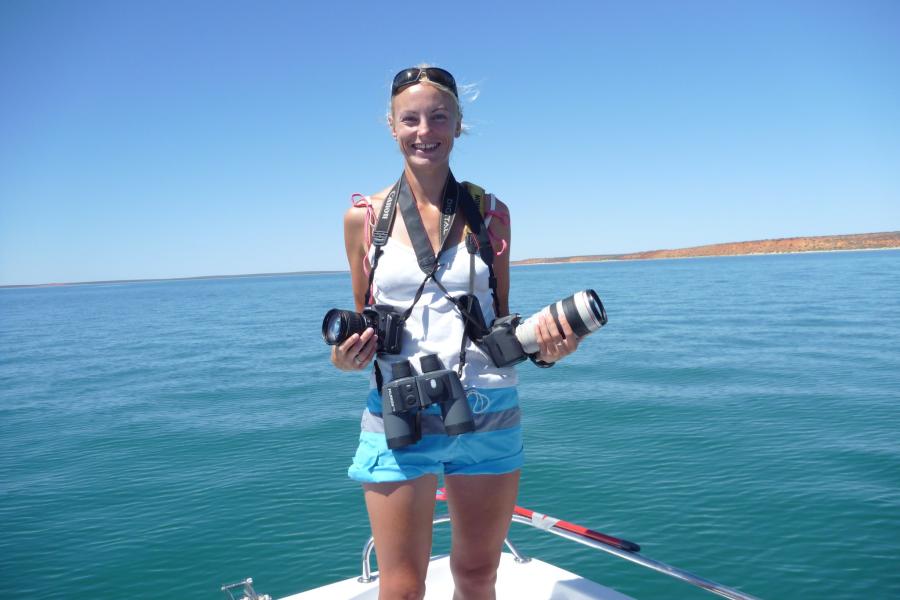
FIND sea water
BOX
[1,250,898,600]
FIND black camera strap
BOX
[396,172,467,377]
[365,172,461,303]
[364,179,401,307]
[397,172,458,275]
[367,169,499,386]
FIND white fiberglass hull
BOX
[281,552,635,600]
[223,510,759,600]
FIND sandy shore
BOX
[511,232,900,267]
[512,246,900,267]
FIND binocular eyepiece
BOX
[322,290,608,449]
[382,354,474,449]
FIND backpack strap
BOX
[460,182,499,315]
[460,182,493,264]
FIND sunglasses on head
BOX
[391,67,458,98]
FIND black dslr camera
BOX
[321,304,404,354]
[462,289,608,368]
[382,354,475,449]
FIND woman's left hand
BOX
[534,311,579,363]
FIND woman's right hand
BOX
[332,327,378,371]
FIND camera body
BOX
[363,305,404,354]
[382,355,475,449]
[479,314,528,367]
[322,304,404,354]
[462,289,608,368]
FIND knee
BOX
[450,558,499,596]
[378,574,426,600]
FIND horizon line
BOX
[2,230,897,289]
[0,269,345,289]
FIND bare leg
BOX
[445,470,520,600]
[363,475,439,600]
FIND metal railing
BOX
[358,513,761,600]
[221,578,271,600]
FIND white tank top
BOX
[369,223,518,390]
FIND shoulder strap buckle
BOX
[372,230,390,246]
[458,182,495,266]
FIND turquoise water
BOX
[2,250,899,600]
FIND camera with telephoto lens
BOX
[382,354,475,449]
[468,289,608,368]
[321,304,404,354]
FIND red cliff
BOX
[512,231,900,265]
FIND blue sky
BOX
[1,0,898,285]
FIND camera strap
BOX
[397,172,459,276]
[365,171,461,303]
[367,170,499,385]
[364,179,401,307]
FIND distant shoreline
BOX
[510,231,900,266]
[3,231,897,289]
[0,270,344,290]
[511,245,900,267]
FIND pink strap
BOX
[350,193,376,276]
[351,191,508,292]
[484,208,508,256]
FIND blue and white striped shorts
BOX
[348,386,524,483]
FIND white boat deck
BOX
[223,513,759,600]
[281,552,635,600]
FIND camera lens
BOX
[515,289,608,355]
[321,309,366,345]
[322,309,346,344]
[588,291,607,326]
[577,289,608,332]
[327,315,343,341]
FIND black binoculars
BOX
[382,354,475,449]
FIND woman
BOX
[331,66,580,600]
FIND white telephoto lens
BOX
[515,290,607,355]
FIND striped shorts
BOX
[348,386,524,483]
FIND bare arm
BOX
[492,196,578,364]
[331,201,380,371]
[343,204,372,312]
[489,198,512,318]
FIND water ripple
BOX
[2,254,899,599]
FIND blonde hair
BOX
[387,64,478,133]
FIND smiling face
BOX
[389,83,462,171]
